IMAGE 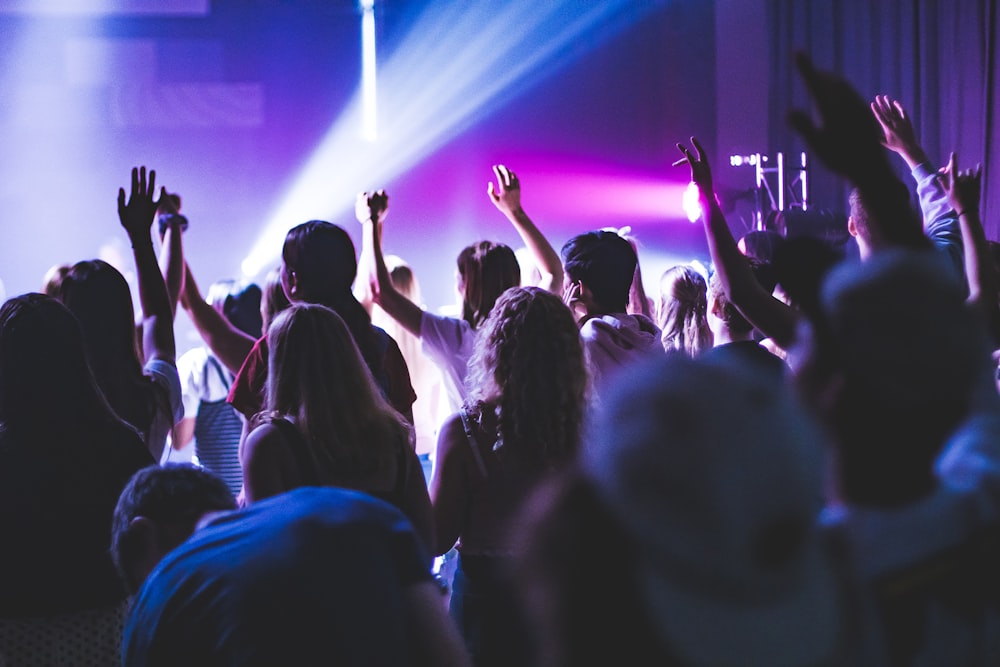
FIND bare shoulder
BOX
[243,422,288,464]
[435,413,468,459]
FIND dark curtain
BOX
[766,0,1000,240]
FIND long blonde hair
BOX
[656,265,712,357]
[261,303,411,476]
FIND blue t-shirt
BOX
[122,487,432,666]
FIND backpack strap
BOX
[459,408,489,478]
[204,354,233,392]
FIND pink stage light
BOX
[499,158,692,228]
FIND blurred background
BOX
[0,0,996,353]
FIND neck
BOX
[712,327,754,346]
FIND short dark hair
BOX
[111,464,236,594]
[738,230,784,265]
[561,231,637,313]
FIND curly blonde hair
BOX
[466,287,587,469]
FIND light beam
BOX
[241,0,666,278]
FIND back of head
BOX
[561,231,637,314]
[457,241,520,328]
[0,293,114,427]
[707,268,755,338]
[282,221,379,369]
[385,255,419,303]
[771,235,843,320]
[657,265,711,356]
[265,303,404,470]
[806,249,996,504]
[111,463,237,594]
[585,354,838,666]
[207,279,263,339]
[376,256,426,383]
[706,260,778,339]
[468,286,587,468]
[738,230,784,265]
[282,221,357,303]
[54,259,143,385]
[41,263,72,297]
[848,187,876,249]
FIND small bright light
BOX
[730,155,743,167]
[682,181,702,223]
[241,258,257,278]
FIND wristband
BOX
[158,213,189,236]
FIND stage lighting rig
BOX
[729,151,809,231]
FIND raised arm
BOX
[118,166,176,365]
[940,153,995,313]
[788,54,928,252]
[872,95,962,274]
[675,138,799,349]
[180,263,256,375]
[488,164,564,294]
[871,95,930,172]
[358,190,425,337]
[353,192,377,315]
[157,192,186,319]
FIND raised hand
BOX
[562,281,586,324]
[787,53,887,179]
[118,166,165,240]
[871,96,916,154]
[940,152,983,217]
[158,191,182,216]
[673,136,714,197]
[156,191,189,241]
[486,163,564,294]
[487,164,522,215]
[356,189,389,225]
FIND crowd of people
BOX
[1,52,999,666]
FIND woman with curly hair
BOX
[240,303,434,555]
[430,286,587,667]
[358,166,563,416]
[656,264,713,357]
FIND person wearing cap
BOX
[513,354,887,666]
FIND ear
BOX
[574,281,597,314]
[121,516,161,591]
[708,292,725,319]
[847,215,858,238]
[286,270,301,299]
[128,516,158,551]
